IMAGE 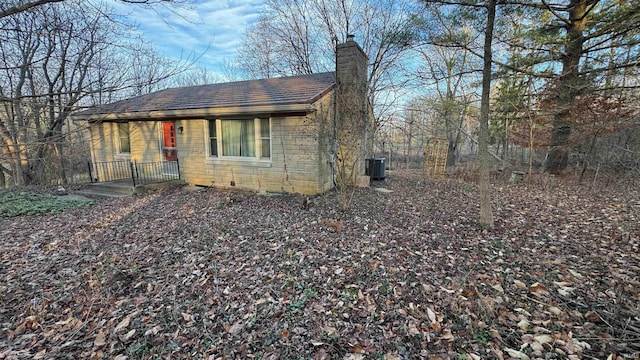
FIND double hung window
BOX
[208,118,270,160]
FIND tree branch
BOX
[0,0,64,19]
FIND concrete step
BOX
[75,189,130,199]
[86,182,135,195]
[76,179,185,199]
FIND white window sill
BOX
[116,153,131,159]
[206,157,272,168]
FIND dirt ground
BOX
[1,169,639,359]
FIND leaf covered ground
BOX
[1,170,639,360]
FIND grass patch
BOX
[0,190,92,218]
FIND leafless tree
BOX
[0,1,188,186]
[416,42,480,166]
[236,0,423,130]
[0,0,188,19]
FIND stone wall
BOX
[88,94,334,194]
[85,38,369,193]
[177,109,332,195]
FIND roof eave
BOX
[72,103,320,122]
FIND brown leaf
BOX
[144,325,162,336]
[585,310,601,322]
[529,283,548,298]
[426,307,437,323]
[181,312,193,322]
[513,280,527,290]
[504,348,531,360]
[534,334,553,344]
[227,322,243,335]
[431,321,441,333]
[384,353,400,360]
[114,317,130,332]
[314,348,329,360]
[120,329,136,342]
[94,331,107,347]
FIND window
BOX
[208,118,271,160]
[208,120,218,157]
[222,119,255,157]
[118,122,130,153]
[260,118,270,159]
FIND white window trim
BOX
[259,118,272,160]
[206,118,272,166]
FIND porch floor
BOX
[76,179,185,199]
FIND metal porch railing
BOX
[88,159,180,186]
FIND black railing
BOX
[88,159,180,186]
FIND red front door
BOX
[162,122,178,161]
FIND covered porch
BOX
[80,159,183,198]
[88,159,180,187]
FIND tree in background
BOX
[497,0,640,173]
[0,0,187,19]
[236,0,423,132]
[416,39,479,166]
[0,1,189,186]
[420,0,498,228]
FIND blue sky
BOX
[111,0,264,77]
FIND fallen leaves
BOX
[0,170,638,358]
[93,331,106,347]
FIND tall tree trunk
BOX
[546,0,589,174]
[0,166,6,188]
[478,0,495,229]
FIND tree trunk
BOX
[447,140,457,166]
[478,0,496,229]
[546,0,589,174]
[0,167,5,188]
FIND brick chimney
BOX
[334,35,370,186]
[336,34,368,101]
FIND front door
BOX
[162,122,178,161]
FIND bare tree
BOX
[477,0,496,229]
[421,0,495,228]
[417,41,479,166]
[0,0,187,19]
[0,1,188,186]
[236,0,423,130]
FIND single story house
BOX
[74,37,370,195]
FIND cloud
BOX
[107,0,263,77]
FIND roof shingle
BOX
[81,72,335,116]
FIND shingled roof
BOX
[79,72,336,119]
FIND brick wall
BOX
[335,35,369,184]
[177,98,333,194]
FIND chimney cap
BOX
[346,34,355,42]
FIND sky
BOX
[110,0,264,78]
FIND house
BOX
[75,37,370,195]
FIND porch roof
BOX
[75,72,335,121]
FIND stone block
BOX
[355,175,370,188]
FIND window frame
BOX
[208,119,218,158]
[207,117,271,162]
[259,118,271,159]
[118,122,131,154]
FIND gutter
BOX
[70,103,318,122]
